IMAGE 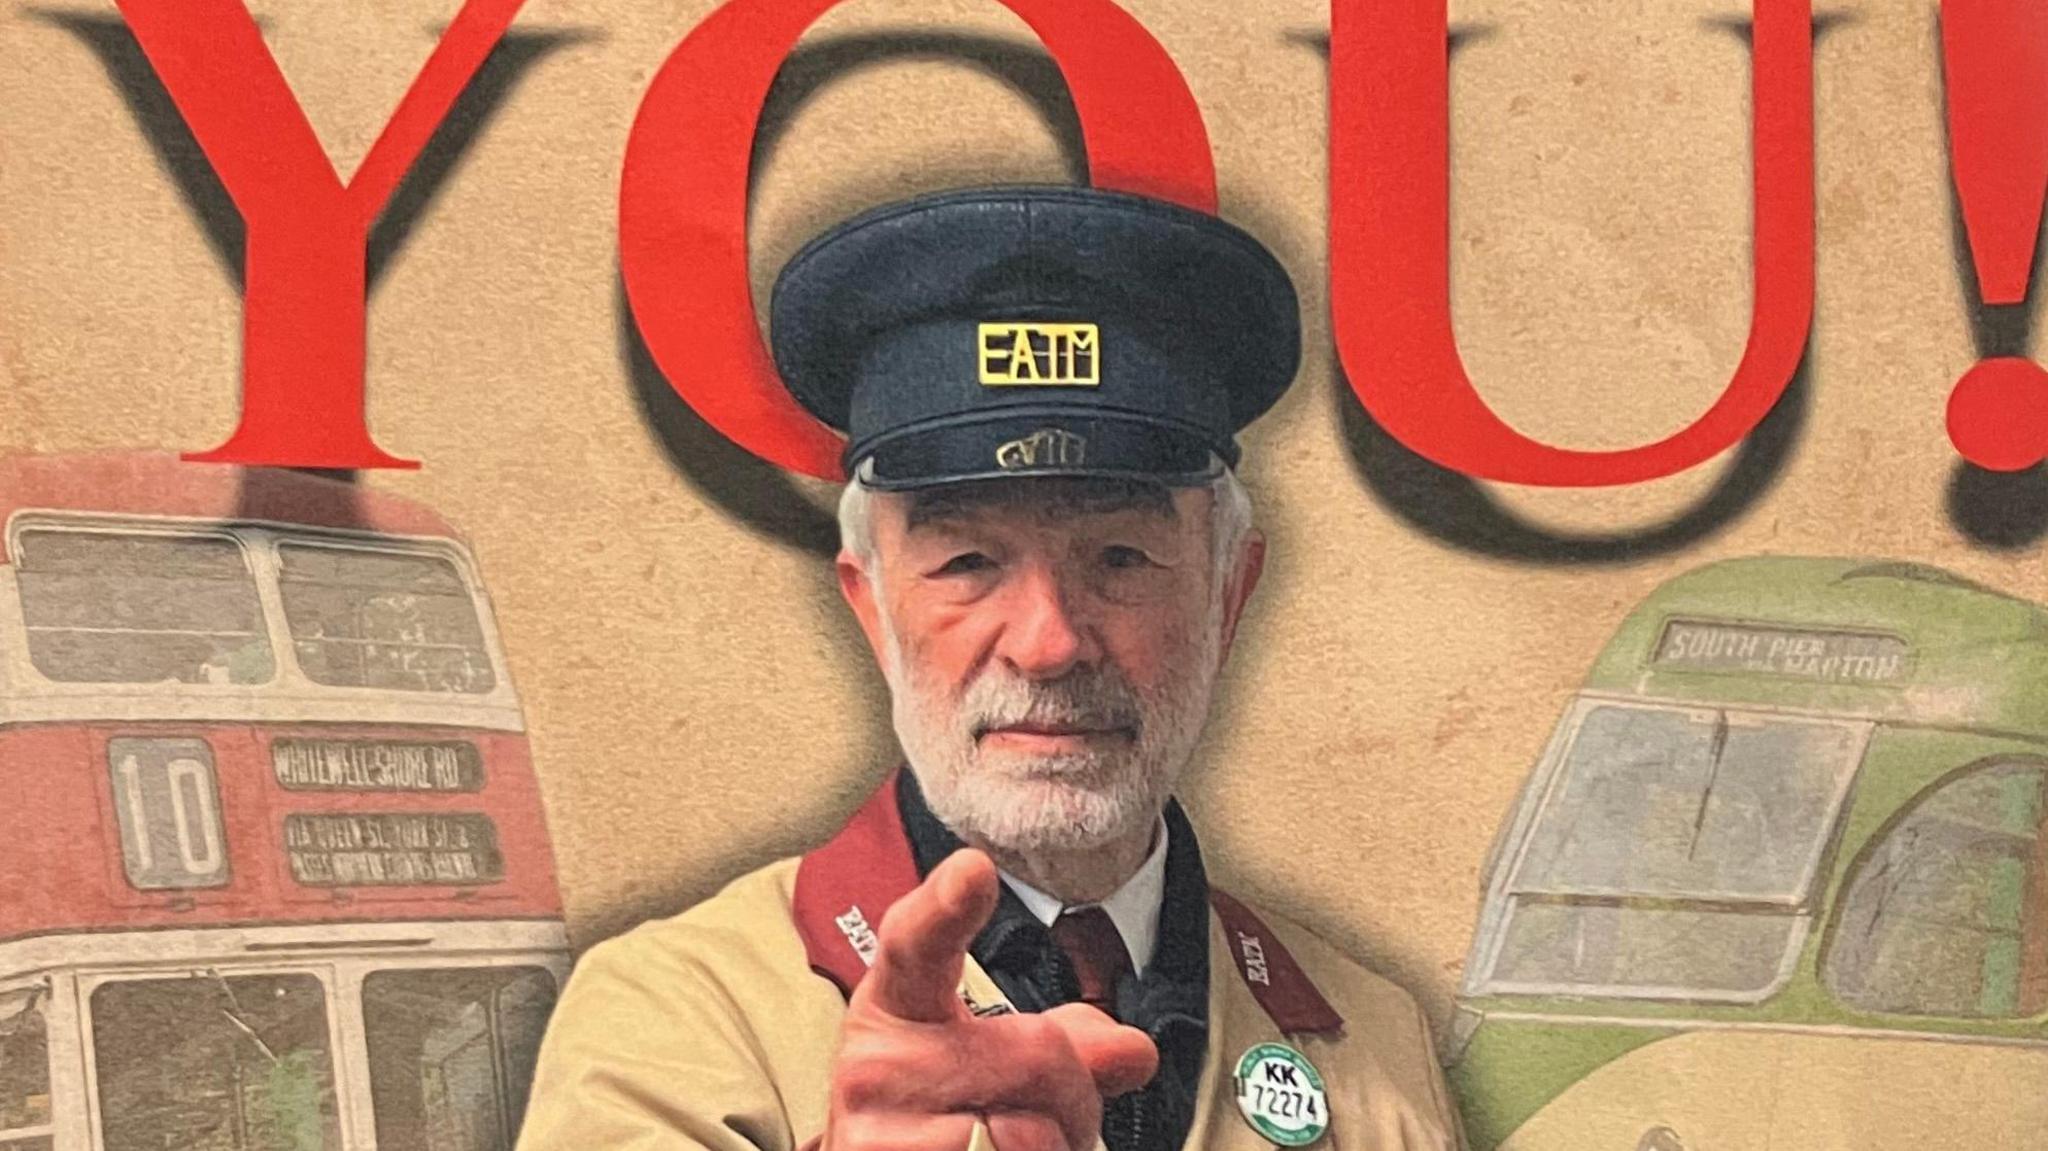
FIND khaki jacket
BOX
[520,779,1463,1151]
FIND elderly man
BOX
[518,187,1462,1151]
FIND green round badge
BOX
[1233,1042,1329,1146]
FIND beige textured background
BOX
[0,0,2025,1039]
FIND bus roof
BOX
[0,451,462,546]
[1584,555,2048,734]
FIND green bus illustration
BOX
[1450,556,2048,1151]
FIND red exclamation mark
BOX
[1945,0,2048,470]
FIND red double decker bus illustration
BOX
[0,453,567,1151]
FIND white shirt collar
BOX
[997,814,1171,975]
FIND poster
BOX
[0,0,2045,1148]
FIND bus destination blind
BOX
[284,812,504,886]
[273,738,483,792]
[1655,619,1910,684]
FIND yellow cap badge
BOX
[995,427,1087,470]
[978,322,1099,386]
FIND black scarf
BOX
[896,770,1210,1151]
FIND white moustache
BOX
[963,670,1143,737]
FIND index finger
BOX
[858,848,1001,1023]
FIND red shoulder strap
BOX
[1208,888,1345,1035]
[791,771,924,996]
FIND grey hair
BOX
[837,462,1256,593]
[837,459,887,571]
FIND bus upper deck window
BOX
[276,544,496,695]
[0,987,51,1150]
[1481,704,1868,997]
[90,972,340,1151]
[1824,760,2048,1019]
[14,529,274,685]
[361,967,557,1151]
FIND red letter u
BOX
[1330,0,1813,486]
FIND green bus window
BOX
[1490,904,1797,992]
[0,988,51,1145]
[361,967,557,1150]
[1518,707,1862,899]
[1825,761,2048,1019]
[15,529,274,685]
[277,544,496,695]
[1484,705,1865,996]
[90,973,340,1151]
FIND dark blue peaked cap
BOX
[769,185,1301,490]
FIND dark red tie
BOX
[1049,906,1133,1013]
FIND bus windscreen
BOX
[1480,703,1868,997]
[90,973,340,1150]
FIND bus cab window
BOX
[0,987,51,1150]
[14,530,273,686]
[276,545,496,695]
[1482,705,1866,997]
[361,967,558,1151]
[1825,760,2048,1019]
[90,973,340,1151]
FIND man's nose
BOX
[995,564,1099,679]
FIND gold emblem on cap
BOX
[995,427,1087,470]
[978,322,1099,386]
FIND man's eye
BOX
[1102,545,1157,570]
[934,553,995,576]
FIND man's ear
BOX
[836,550,890,668]
[1217,530,1266,665]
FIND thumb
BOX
[1042,1003,1159,1097]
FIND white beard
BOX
[879,596,1225,856]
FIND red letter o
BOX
[619,0,1215,479]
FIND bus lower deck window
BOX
[362,967,557,1151]
[90,973,340,1151]
[0,989,50,1148]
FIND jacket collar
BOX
[792,767,1342,1036]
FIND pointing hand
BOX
[819,849,1159,1151]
